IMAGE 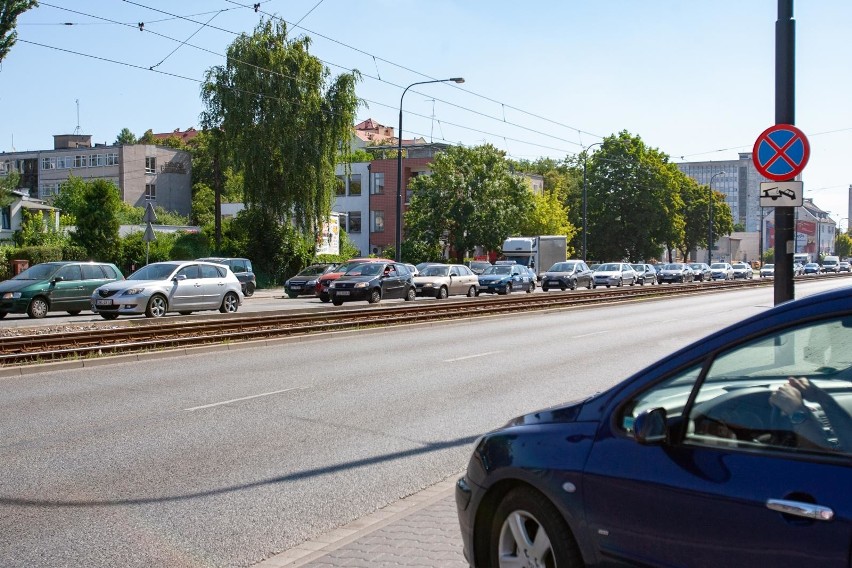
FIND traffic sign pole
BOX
[773,0,795,305]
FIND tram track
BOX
[0,278,782,368]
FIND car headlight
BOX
[422,282,434,288]
[329,282,337,289]
[2,292,22,299]
[121,287,146,296]
[306,279,317,286]
[355,282,368,288]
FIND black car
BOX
[541,260,595,291]
[197,257,256,297]
[284,264,337,298]
[658,262,695,284]
[328,262,416,305]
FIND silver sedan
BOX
[91,261,243,319]
[413,264,479,299]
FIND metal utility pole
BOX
[773,0,795,304]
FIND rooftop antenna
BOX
[73,99,82,135]
[425,98,435,142]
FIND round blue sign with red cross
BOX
[752,124,810,181]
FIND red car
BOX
[314,258,393,302]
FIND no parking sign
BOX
[752,124,809,181]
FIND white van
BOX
[822,255,840,273]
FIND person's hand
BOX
[770,379,806,416]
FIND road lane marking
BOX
[573,331,609,338]
[444,351,502,362]
[184,387,309,411]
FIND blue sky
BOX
[2,1,850,227]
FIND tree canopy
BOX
[114,128,137,146]
[404,144,533,262]
[200,18,360,232]
[0,0,36,63]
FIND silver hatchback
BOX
[92,261,243,319]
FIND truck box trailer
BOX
[501,235,568,280]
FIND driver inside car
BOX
[769,377,852,452]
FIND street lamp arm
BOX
[581,141,604,262]
[395,77,464,262]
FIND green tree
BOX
[115,127,137,145]
[0,169,20,207]
[191,182,216,227]
[200,18,360,233]
[836,233,852,258]
[137,129,157,145]
[405,144,533,262]
[586,131,684,262]
[72,179,121,261]
[517,190,576,256]
[762,247,774,265]
[13,207,66,247]
[674,175,709,261]
[52,175,88,225]
[709,189,734,250]
[0,0,37,63]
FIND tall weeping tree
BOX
[200,18,360,237]
[0,0,37,63]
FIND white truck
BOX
[501,235,568,280]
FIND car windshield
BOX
[11,263,61,280]
[421,265,450,277]
[689,264,703,269]
[597,263,620,271]
[763,264,775,269]
[298,265,330,276]
[482,265,512,275]
[664,264,683,270]
[128,263,180,281]
[346,263,385,276]
[732,263,747,268]
[550,262,575,272]
[710,263,727,269]
[631,264,644,271]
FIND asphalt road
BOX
[0,279,844,567]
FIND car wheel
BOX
[405,287,416,302]
[368,289,382,304]
[589,280,596,290]
[100,313,119,320]
[244,281,255,297]
[617,279,623,287]
[606,284,610,288]
[320,294,331,303]
[332,300,343,306]
[542,286,550,292]
[504,283,513,295]
[219,292,240,313]
[437,286,448,300]
[488,487,583,568]
[569,279,576,291]
[67,310,82,316]
[286,293,299,299]
[145,294,168,318]
[0,311,7,319]
[467,286,477,297]
[27,297,49,319]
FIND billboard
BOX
[316,215,340,256]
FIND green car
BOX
[0,261,124,319]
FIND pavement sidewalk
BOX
[253,475,468,568]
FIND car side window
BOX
[684,317,852,457]
[176,265,200,279]
[81,264,103,280]
[450,266,460,277]
[200,264,220,278]
[230,260,246,273]
[621,365,705,434]
[56,265,82,281]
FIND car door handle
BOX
[766,498,834,521]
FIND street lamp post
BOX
[395,77,464,262]
[581,142,603,262]
[708,171,725,264]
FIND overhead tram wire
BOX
[118,0,599,147]
[44,1,588,151]
[17,39,574,157]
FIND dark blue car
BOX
[456,286,852,567]
[477,263,535,295]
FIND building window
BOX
[39,183,60,198]
[41,157,55,170]
[106,153,119,166]
[1,206,10,230]
[145,157,156,174]
[74,155,87,168]
[88,154,105,167]
[145,184,156,200]
[371,210,384,233]
[336,175,346,196]
[350,173,362,196]
[370,172,383,195]
[348,211,361,233]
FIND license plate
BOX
[290,285,302,289]
[335,291,350,296]
[95,299,113,306]
[547,280,559,285]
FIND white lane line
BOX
[573,331,609,338]
[444,350,503,363]
[184,387,309,411]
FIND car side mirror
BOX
[174,274,187,281]
[52,276,65,283]
[633,407,668,445]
